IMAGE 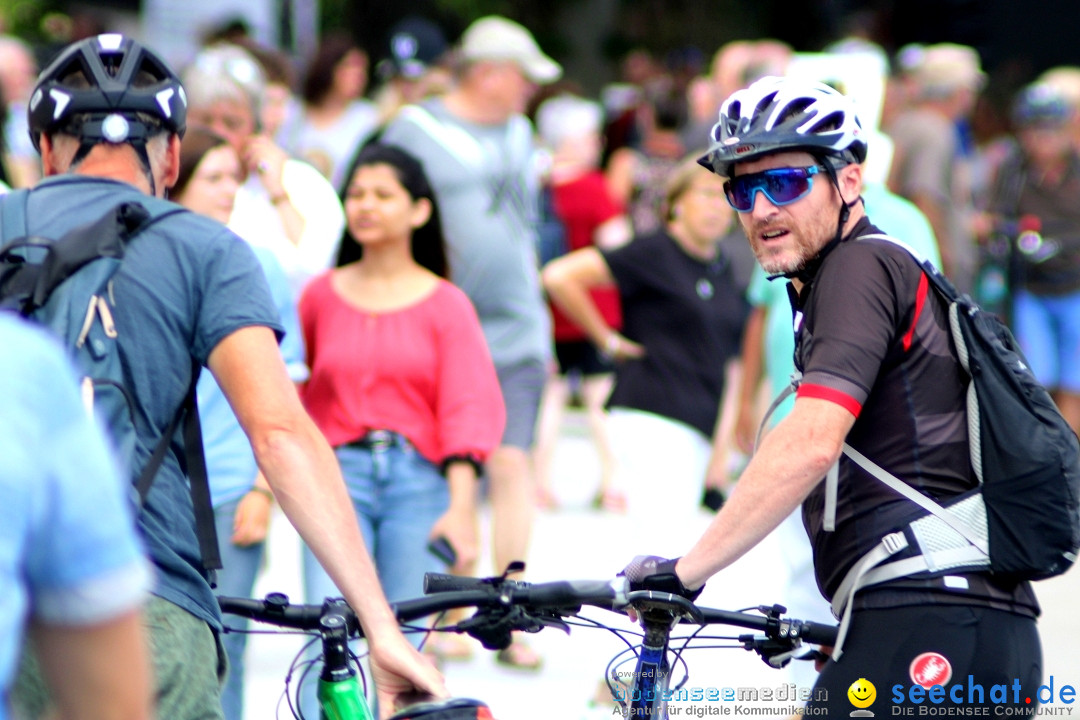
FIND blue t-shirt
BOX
[199,247,307,507]
[19,176,283,628]
[0,315,150,720]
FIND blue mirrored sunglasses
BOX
[723,165,824,212]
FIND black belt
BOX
[348,429,410,451]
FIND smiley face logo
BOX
[848,678,876,709]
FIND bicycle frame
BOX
[317,602,373,720]
[620,606,677,718]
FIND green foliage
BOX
[0,0,64,43]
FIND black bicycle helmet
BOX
[388,697,492,720]
[698,75,867,178]
[28,33,187,159]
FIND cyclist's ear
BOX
[837,162,863,206]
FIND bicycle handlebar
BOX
[219,573,838,647]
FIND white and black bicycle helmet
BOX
[28,34,187,165]
[698,76,867,178]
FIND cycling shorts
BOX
[807,605,1041,715]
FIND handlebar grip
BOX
[423,573,493,594]
[525,580,619,608]
[793,620,837,647]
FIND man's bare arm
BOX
[31,609,154,720]
[208,325,446,709]
[677,397,856,589]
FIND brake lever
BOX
[455,604,572,650]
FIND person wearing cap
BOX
[7,33,446,720]
[986,82,1080,435]
[379,15,561,670]
[619,76,1040,713]
[372,15,452,125]
[887,42,986,295]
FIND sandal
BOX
[495,636,543,671]
[422,632,474,663]
[535,485,559,510]
[590,487,627,513]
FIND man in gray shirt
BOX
[380,15,561,667]
[888,43,985,294]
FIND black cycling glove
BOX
[619,555,704,601]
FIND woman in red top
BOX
[299,143,505,615]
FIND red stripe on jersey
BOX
[903,272,929,351]
[797,383,863,417]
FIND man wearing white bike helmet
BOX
[622,76,1040,714]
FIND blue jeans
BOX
[213,497,266,720]
[300,440,449,717]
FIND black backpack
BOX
[821,234,1080,657]
[0,188,222,578]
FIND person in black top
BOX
[621,76,1041,714]
[543,154,749,556]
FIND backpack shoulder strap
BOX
[123,204,220,577]
[134,359,221,576]
[858,232,963,304]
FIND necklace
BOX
[696,254,728,300]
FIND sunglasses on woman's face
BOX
[723,165,824,212]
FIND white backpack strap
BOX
[754,370,802,453]
[843,443,988,554]
[949,302,985,485]
[829,530,909,660]
[829,532,989,661]
[824,460,839,532]
[858,232,931,266]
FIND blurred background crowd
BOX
[4,1,1080,718]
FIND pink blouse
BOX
[299,272,505,464]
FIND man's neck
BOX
[46,144,155,196]
[443,86,511,125]
[71,160,152,195]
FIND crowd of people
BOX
[0,9,1075,720]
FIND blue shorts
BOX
[1013,288,1080,392]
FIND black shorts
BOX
[554,340,613,377]
[808,605,1042,715]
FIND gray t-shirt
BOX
[380,99,552,368]
[888,107,977,294]
[17,176,282,629]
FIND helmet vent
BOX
[753,92,778,120]
[810,110,844,134]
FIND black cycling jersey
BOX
[792,217,1038,614]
